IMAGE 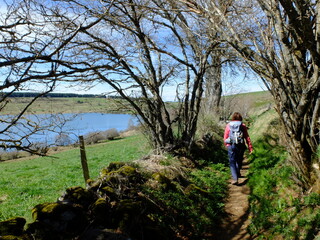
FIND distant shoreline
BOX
[0,97,132,115]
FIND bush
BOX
[54,133,72,146]
[3,151,19,160]
[101,128,120,140]
[83,132,105,144]
[29,142,49,155]
[143,163,229,238]
[84,129,120,145]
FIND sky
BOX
[52,69,267,101]
[0,0,267,102]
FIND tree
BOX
[181,0,320,188]
[203,51,222,114]
[0,0,54,153]
[27,0,218,153]
[0,0,86,154]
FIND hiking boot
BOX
[231,180,238,185]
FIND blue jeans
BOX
[227,144,245,181]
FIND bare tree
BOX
[0,0,92,154]
[181,0,320,188]
[0,1,54,153]
[27,0,218,153]
[203,51,222,114]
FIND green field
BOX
[0,91,273,223]
[0,134,150,222]
[0,97,132,115]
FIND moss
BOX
[91,198,109,212]
[31,203,60,221]
[115,165,136,176]
[31,202,88,235]
[115,199,143,232]
[90,198,110,225]
[101,186,114,194]
[100,186,117,200]
[105,162,126,173]
[184,184,208,195]
[101,163,138,177]
[60,186,95,208]
[0,217,26,236]
[152,172,170,183]
[0,235,30,240]
[100,165,145,188]
[152,172,176,191]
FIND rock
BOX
[28,202,88,238]
[90,198,111,226]
[58,186,96,209]
[0,217,26,236]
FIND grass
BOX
[0,134,150,222]
[0,97,132,115]
[247,109,320,240]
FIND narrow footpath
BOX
[211,160,252,240]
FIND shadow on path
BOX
[209,160,253,240]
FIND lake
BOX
[0,113,138,147]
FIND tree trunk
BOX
[204,51,222,113]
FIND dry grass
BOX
[0,97,131,115]
[133,154,190,180]
[249,109,278,142]
[222,91,273,119]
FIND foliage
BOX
[190,133,229,167]
[187,112,229,166]
[54,133,72,146]
[83,129,120,145]
[143,163,229,239]
[197,0,320,188]
[248,133,320,240]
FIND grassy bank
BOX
[247,109,320,239]
[0,134,150,222]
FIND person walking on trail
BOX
[224,112,253,185]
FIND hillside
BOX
[221,91,273,121]
[0,90,273,116]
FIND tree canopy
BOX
[181,0,320,188]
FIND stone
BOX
[0,217,26,236]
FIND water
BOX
[0,113,138,147]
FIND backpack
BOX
[226,121,244,145]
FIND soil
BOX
[210,159,253,240]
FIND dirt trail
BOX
[210,160,252,240]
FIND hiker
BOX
[224,112,253,185]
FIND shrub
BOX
[83,131,105,145]
[4,151,19,160]
[54,133,72,146]
[84,129,120,145]
[29,142,49,155]
[101,128,119,140]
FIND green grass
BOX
[0,134,150,222]
[247,109,320,240]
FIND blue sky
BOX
[0,0,267,101]
[52,72,267,101]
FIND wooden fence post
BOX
[79,135,90,183]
